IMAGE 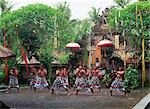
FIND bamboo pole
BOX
[124,40,126,70]
[4,26,7,47]
[138,1,146,88]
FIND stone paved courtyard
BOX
[0,88,148,109]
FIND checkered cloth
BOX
[8,75,19,88]
[34,76,48,89]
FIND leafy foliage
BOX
[57,54,70,64]
[88,7,100,24]
[123,65,139,91]
[0,70,5,83]
[0,2,93,68]
[101,71,112,87]
[0,4,58,54]
[114,0,131,8]
[108,1,150,51]
[0,0,13,16]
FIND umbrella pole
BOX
[4,25,9,83]
[4,59,9,84]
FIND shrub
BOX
[101,70,112,88]
[123,65,139,92]
[0,71,5,83]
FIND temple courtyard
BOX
[0,87,149,109]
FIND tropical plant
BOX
[0,4,58,54]
[108,1,150,52]
[0,70,5,83]
[114,0,131,8]
[101,71,112,88]
[88,7,100,24]
[123,65,139,92]
[0,0,13,45]
[0,0,13,16]
[54,2,73,50]
[0,2,94,76]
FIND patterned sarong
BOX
[89,76,101,88]
[30,75,38,86]
[34,76,49,89]
[52,77,66,90]
[8,75,19,88]
[75,77,88,90]
[62,76,69,86]
[110,78,125,91]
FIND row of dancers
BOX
[6,65,126,96]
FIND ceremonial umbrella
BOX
[98,39,113,47]
[66,42,80,72]
[66,42,80,50]
[97,39,113,68]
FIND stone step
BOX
[0,85,7,92]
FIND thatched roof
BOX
[18,56,40,64]
[110,50,139,64]
[29,57,40,64]
[0,45,15,58]
[51,59,60,64]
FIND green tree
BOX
[70,18,92,40]
[54,2,92,64]
[56,1,71,20]
[0,0,13,45]
[0,2,94,67]
[88,7,100,24]
[0,0,13,16]
[108,1,150,51]
[114,0,131,8]
[55,2,72,50]
[0,4,58,55]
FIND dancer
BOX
[6,67,20,93]
[62,67,71,88]
[29,66,38,89]
[74,66,88,95]
[34,65,49,92]
[110,67,126,96]
[51,67,70,95]
[89,66,101,94]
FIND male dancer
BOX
[110,67,126,96]
[7,67,20,93]
[34,65,49,92]
[75,66,87,95]
[29,66,38,89]
[51,67,70,95]
[89,66,101,94]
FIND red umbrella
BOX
[98,39,113,47]
[66,42,80,50]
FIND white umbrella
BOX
[98,39,113,47]
[66,42,80,50]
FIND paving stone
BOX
[0,88,147,109]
